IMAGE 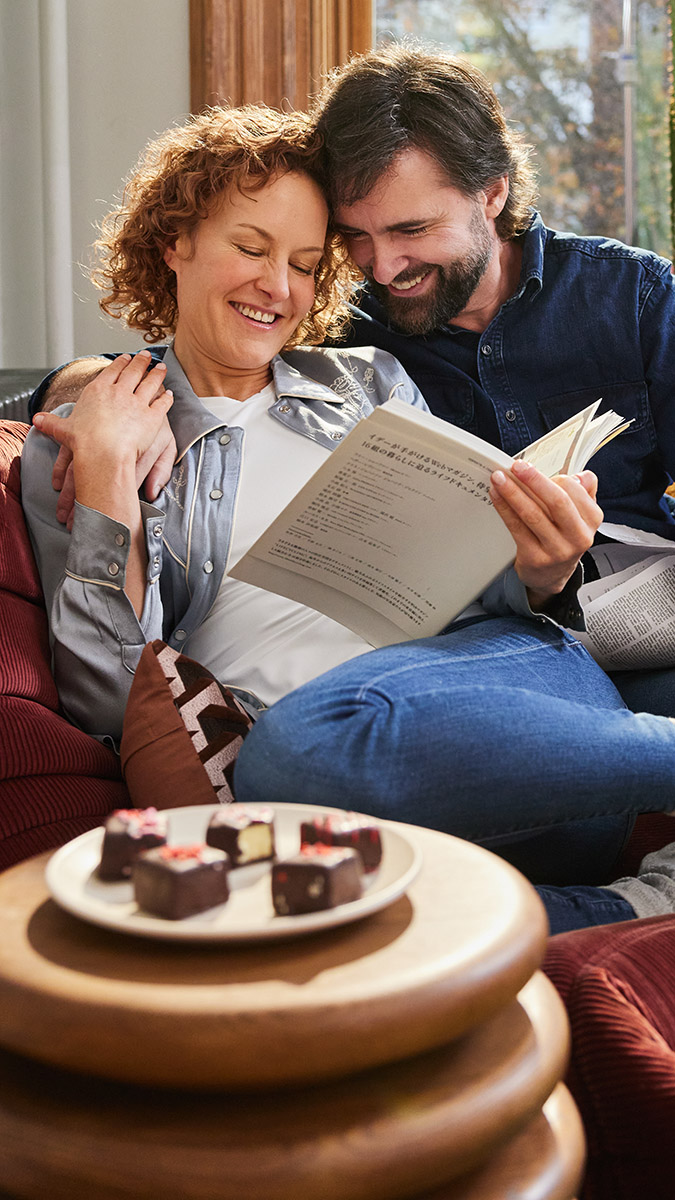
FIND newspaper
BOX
[573,523,675,670]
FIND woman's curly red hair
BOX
[92,105,360,347]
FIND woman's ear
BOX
[163,240,177,271]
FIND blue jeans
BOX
[235,617,675,886]
[536,884,636,934]
[611,665,675,716]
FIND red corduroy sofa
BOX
[0,418,128,870]
[2,408,675,1200]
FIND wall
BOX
[0,0,190,368]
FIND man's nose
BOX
[368,242,408,287]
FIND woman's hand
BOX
[50,417,177,530]
[32,352,174,526]
[31,351,174,615]
[32,351,172,467]
[489,459,603,611]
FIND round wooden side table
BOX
[0,823,584,1199]
[0,825,548,1089]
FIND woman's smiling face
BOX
[164,170,328,397]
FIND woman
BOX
[22,105,675,927]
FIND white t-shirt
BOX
[185,386,371,705]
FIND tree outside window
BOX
[376,0,671,255]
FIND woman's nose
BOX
[258,259,291,300]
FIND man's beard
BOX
[368,209,493,336]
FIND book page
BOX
[517,401,601,476]
[230,402,516,645]
[518,401,630,477]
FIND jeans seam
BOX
[354,635,584,701]
[476,809,641,841]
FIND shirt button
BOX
[278,404,290,414]
[330,431,343,440]
[203,560,214,574]
[153,524,163,538]
[480,343,493,356]
[210,489,223,500]
[175,629,187,641]
[108,562,120,577]
[152,555,160,569]
[219,433,231,446]
[114,533,125,547]
[505,409,517,422]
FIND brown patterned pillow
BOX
[120,640,254,809]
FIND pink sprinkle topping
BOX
[114,807,161,827]
[300,842,344,859]
[316,813,367,833]
[159,844,205,862]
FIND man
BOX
[313,42,675,716]
[239,41,675,928]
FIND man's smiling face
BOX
[334,147,498,335]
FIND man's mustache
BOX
[366,264,436,288]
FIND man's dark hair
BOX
[313,41,537,241]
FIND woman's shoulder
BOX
[21,405,73,481]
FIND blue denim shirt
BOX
[339,211,675,537]
[21,345,430,741]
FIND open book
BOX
[229,397,629,647]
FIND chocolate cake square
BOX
[206,804,275,867]
[300,812,382,873]
[98,808,168,881]
[272,846,363,916]
[132,844,230,920]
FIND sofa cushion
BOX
[0,420,128,869]
[544,915,675,1200]
[0,422,44,603]
[120,639,254,810]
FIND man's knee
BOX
[234,686,391,809]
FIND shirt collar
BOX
[164,346,345,460]
[514,209,545,301]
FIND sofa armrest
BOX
[0,370,50,423]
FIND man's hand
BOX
[34,352,177,528]
[489,459,602,611]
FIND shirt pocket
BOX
[414,374,477,432]
[537,382,657,499]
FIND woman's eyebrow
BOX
[234,223,324,253]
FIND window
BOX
[376,0,671,254]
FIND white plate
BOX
[45,803,422,942]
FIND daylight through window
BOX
[376,0,671,254]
